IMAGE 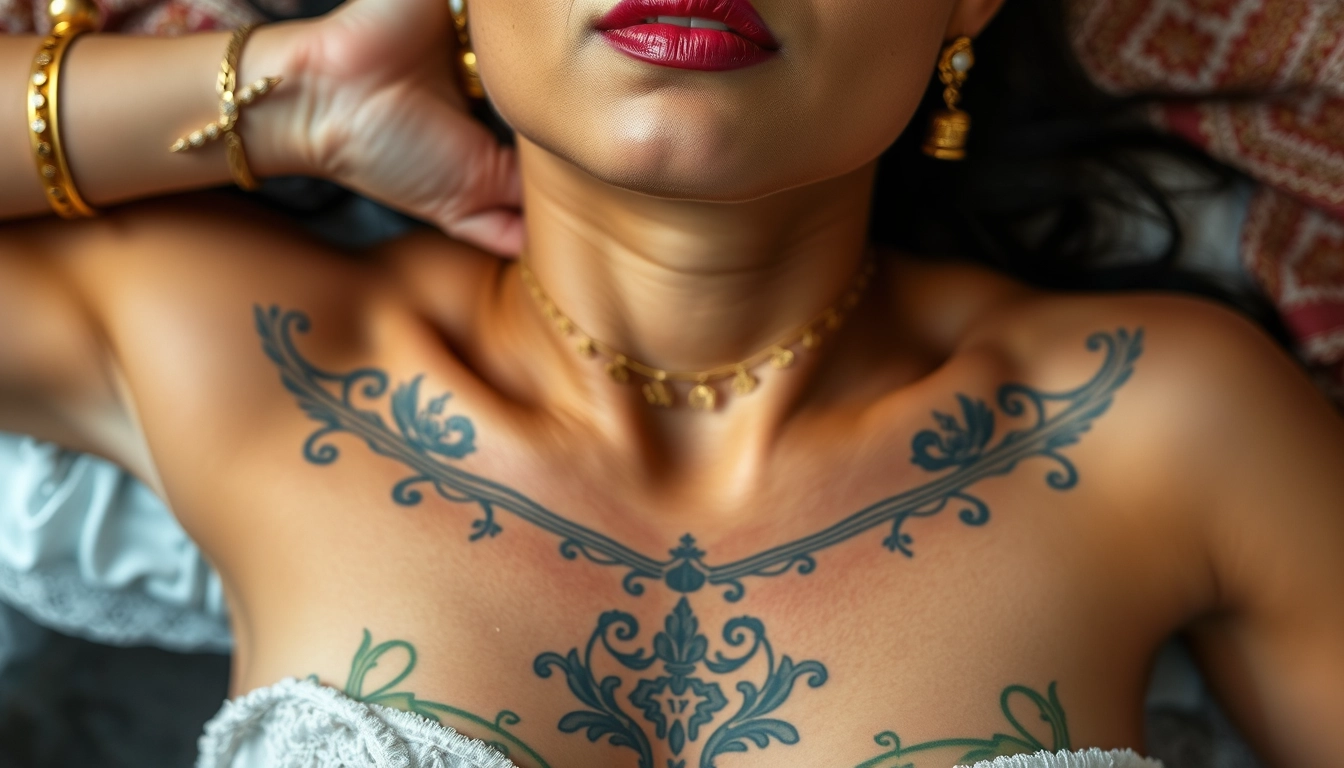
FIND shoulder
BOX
[970,278,1343,570]
[888,253,1295,396]
[940,262,1306,421]
[1005,289,1322,440]
[7,196,482,485]
[972,283,1332,470]
[46,194,501,362]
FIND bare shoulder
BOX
[952,274,1344,768]
[965,283,1336,458]
[879,253,1309,420]
[978,287,1327,430]
[885,253,1301,397]
[0,195,406,485]
[969,280,1342,546]
[948,280,1344,768]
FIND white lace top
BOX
[0,435,230,652]
[197,678,1163,768]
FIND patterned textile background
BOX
[1,0,260,35]
[3,0,1342,404]
[1068,0,1344,404]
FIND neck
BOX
[519,137,874,362]
[505,138,879,470]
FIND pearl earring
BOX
[922,36,975,161]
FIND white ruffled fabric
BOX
[971,748,1163,767]
[0,434,230,652]
[199,678,1163,768]
[197,678,520,768]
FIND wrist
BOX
[237,20,323,180]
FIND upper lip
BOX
[595,0,780,49]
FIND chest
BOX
[192,310,1191,767]
[217,422,1181,768]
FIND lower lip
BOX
[601,24,776,71]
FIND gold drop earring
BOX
[448,0,486,100]
[922,36,974,161]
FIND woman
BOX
[1,0,1342,764]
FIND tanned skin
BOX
[1,0,1342,765]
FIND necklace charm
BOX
[643,375,674,407]
[733,366,758,396]
[688,381,717,411]
[519,255,874,412]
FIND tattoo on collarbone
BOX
[257,306,1143,602]
[327,629,553,767]
[855,682,1070,768]
[535,597,827,768]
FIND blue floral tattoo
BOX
[257,306,1142,601]
[534,597,827,768]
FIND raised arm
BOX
[0,0,521,248]
[0,0,525,476]
[0,24,309,219]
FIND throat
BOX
[511,139,878,424]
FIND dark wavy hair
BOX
[870,0,1291,345]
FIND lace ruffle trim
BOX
[971,747,1164,768]
[197,677,519,768]
[0,560,231,652]
[198,679,1164,768]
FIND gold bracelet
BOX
[28,17,99,219]
[171,25,282,192]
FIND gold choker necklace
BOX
[519,255,876,411]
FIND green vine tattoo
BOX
[855,683,1070,768]
[326,629,553,768]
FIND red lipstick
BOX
[595,0,780,72]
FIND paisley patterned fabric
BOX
[0,0,260,36]
[1067,0,1344,404]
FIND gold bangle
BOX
[171,25,281,192]
[28,20,99,219]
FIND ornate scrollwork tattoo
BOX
[258,306,1143,601]
[533,597,827,768]
[855,682,1070,768]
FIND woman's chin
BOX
[537,138,808,203]
[593,166,795,203]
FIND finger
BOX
[472,142,522,210]
[447,207,526,257]
[433,136,523,251]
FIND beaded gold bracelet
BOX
[171,25,281,191]
[28,13,100,219]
